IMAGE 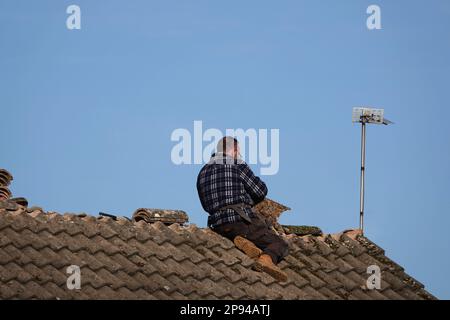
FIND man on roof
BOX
[196,136,289,282]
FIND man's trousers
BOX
[212,216,289,264]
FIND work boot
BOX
[233,236,263,259]
[254,254,288,282]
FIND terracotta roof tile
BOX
[339,252,368,273]
[318,286,343,300]
[348,288,373,300]
[309,253,339,273]
[290,251,322,272]
[383,289,405,300]
[382,271,408,290]
[39,265,67,286]
[364,287,390,300]
[314,269,344,290]
[301,285,328,299]
[0,244,14,265]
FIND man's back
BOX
[196,153,267,228]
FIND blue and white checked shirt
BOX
[196,153,268,228]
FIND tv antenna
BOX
[352,107,393,234]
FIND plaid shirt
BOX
[196,153,268,228]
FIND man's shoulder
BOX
[198,162,248,178]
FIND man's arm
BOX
[239,163,268,204]
[196,170,209,212]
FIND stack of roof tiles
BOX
[253,198,290,234]
[0,169,13,201]
[0,169,437,300]
[132,208,189,225]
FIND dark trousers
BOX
[212,216,289,264]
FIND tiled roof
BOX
[0,201,436,300]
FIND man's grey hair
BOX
[216,136,238,154]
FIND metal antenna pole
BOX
[353,107,392,235]
[359,121,366,233]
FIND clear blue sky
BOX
[1,0,449,299]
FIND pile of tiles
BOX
[0,169,13,201]
[253,198,291,233]
[132,208,189,225]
